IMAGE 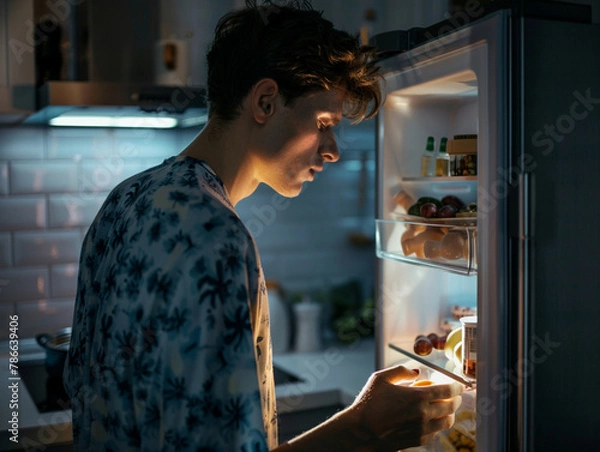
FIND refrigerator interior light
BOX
[395,70,478,98]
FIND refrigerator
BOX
[372,2,600,451]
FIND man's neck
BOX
[179,119,260,205]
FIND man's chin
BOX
[271,183,303,199]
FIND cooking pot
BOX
[36,327,71,378]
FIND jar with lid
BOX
[447,134,477,176]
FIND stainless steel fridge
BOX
[373,3,600,451]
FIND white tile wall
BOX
[0,232,11,267]
[0,303,16,341]
[48,193,108,228]
[47,127,113,159]
[10,160,79,194]
[0,124,376,338]
[0,162,8,195]
[0,127,45,160]
[80,159,148,193]
[50,264,79,299]
[14,230,82,266]
[0,196,47,230]
[0,267,50,302]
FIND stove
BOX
[18,360,71,413]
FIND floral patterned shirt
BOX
[64,156,277,451]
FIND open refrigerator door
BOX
[373,10,507,452]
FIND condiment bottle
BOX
[435,137,450,176]
[420,136,435,177]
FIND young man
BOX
[65,1,463,451]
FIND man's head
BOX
[206,0,383,123]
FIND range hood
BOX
[2,0,216,128]
[22,82,208,128]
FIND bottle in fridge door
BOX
[420,136,436,177]
[435,137,450,177]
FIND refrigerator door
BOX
[513,17,600,450]
[375,10,509,452]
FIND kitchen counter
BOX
[0,340,72,451]
[273,338,375,414]
[0,337,376,451]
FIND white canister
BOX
[293,299,322,353]
[460,316,477,380]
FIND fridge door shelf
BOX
[388,341,475,388]
[398,176,477,206]
[375,218,478,275]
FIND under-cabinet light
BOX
[49,115,179,128]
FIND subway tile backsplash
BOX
[0,122,376,339]
[10,160,79,194]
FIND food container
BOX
[460,316,477,380]
[36,327,71,377]
[447,134,477,176]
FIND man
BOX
[65,1,463,451]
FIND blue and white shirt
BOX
[64,156,277,451]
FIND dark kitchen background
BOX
[0,0,597,341]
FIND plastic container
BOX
[460,316,477,380]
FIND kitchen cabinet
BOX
[278,404,344,444]
[0,0,36,124]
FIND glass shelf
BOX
[376,215,478,276]
[388,341,475,387]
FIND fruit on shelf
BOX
[419,202,438,218]
[437,204,457,218]
[441,195,464,210]
[412,332,448,356]
[456,202,478,218]
[406,195,476,220]
[434,334,446,350]
[427,332,439,345]
[413,335,434,356]
[418,197,443,208]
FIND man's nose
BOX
[320,130,340,162]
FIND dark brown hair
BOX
[206,0,382,122]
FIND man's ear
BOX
[251,78,279,124]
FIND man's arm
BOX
[275,366,463,452]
